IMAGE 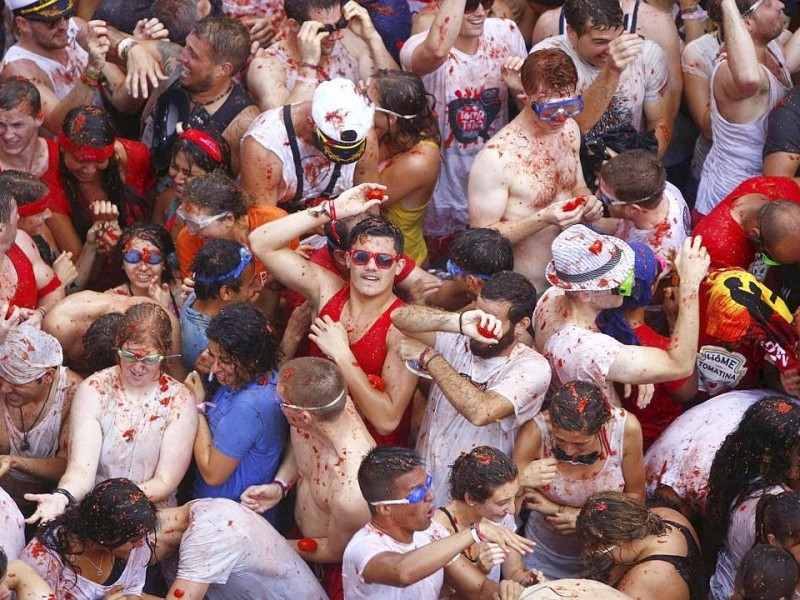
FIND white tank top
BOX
[696,40,790,215]
[2,20,88,101]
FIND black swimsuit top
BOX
[633,520,706,600]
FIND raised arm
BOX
[248,183,384,301]
[715,0,767,102]
[344,1,399,74]
[404,0,468,75]
[607,236,709,383]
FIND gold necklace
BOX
[81,550,106,578]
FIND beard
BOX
[470,326,516,358]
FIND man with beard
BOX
[1,0,113,135]
[391,271,550,506]
[143,16,260,175]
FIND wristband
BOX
[54,488,76,504]
[116,37,137,62]
[300,62,320,71]
[296,75,318,85]
[328,199,337,221]
[458,311,465,335]
[469,523,481,544]
[81,70,100,89]
[272,479,288,498]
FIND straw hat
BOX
[545,225,635,292]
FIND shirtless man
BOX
[247,0,397,111]
[241,357,374,600]
[0,182,63,318]
[468,48,602,292]
[42,290,184,378]
[249,185,418,446]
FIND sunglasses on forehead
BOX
[465,0,494,12]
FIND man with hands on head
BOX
[391,271,551,506]
[247,0,398,111]
[532,0,672,158]
[343,445,536,599]
[248,183,418,446]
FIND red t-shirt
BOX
[693,176,800,270]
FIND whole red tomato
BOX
[298,538,318,552]
[366,189,384,201]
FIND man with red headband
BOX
[241,78,378,212]
[0,0,115,135]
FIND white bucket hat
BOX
[545,225,635,292]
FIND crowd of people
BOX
[1,0,800,598]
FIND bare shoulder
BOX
[341,30,369,56]
[2,58,54,90]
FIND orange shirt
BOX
[177,205,296,279]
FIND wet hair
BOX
[192,239,252,300]
[370,70,440,153]
[0,182,17,224]
[115,303,173,357]
[285,0,340,22]
[564,0,624,36]
[278,357,347,421]
[116,222,174,284]
[600,150,666,210]
[449,228,514,276]
[705,396,800,569]
[756,490,800,546]
[348,214,404,255]
[153,0,202,45]
[206,303,280,384]
[59,107,134,241]
[479,271,537,325]
[521,49,578,97]
[359,445,424,515]
[37,478,158,584]
[708,0,759,38]
[0,170,47,207]
[191,16,251,74]
[449,446,518,504]
[83,312,124,373]
[183,171,251,219]
[550,381,611,434]
[577,492,667,567]
[171,128,231,176]
[0,76,40,115]
[732,545,799,600]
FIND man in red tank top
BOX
[250,183,418,447]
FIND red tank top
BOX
[7,243,37,309]
[308,284,410,446]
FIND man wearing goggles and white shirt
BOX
[241,78,379,213]
[469,49,603,294]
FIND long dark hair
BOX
[36,478,158,586]
[371,69,440,153]
[705,396,800,569]
[59,106,142,240]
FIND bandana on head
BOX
[0,323,62,385]
[58,131,115,162]
[179,128,223,163]
[17,196,49,217]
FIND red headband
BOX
[179,128,223,163]
[58,131,115,162]
[17,196,49,217]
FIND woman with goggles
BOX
[25,303,198,525]
[106,222,182,317]
[367,70,440,266]
[175,171,295,290]
[512,380,645,580]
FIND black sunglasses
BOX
[318,16,348,33]
[465,0,494,12]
